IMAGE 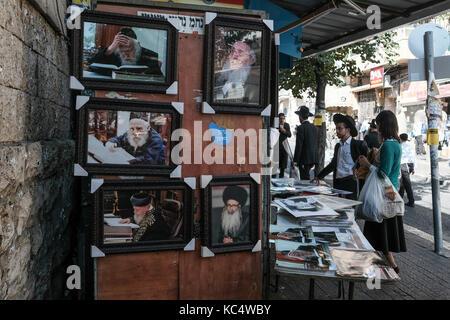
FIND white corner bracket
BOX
[274,33,280,46]
[205,12,217,25]
[172,102,184,115]
[261,104,271,117]
[76,95,90,110]
[263,19,274,32]
[201,246,215,258]
[167,17,180,30]
[74,164,88,177]
[202,102,215,114]
[170,165,182,179]
[184,177,196,190]
[184,238,196,251]
[274,117,280,129]
[91,245,105,258]
[90,178,104,194]
[252,240,262,253]
[250,173,261,184]
[166,81,178,95]
[70,76,85,91]
[201,175,213,189]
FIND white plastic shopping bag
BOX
[355,169,404,222]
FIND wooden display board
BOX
[88,3,267,300]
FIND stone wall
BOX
[0,0,74,299]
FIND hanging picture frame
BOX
[92,178,194,254]
[203,15,271,115]
[201,174,260,254]
[77,97,182,176]
[72,10,178,93]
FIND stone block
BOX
[0,0,24,40]
[0,145,27,193]
[0,85,28,143]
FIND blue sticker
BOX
[209,122,232,146]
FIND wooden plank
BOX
[179,241,262,299]
[97,251,179,299]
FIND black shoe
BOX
[405,202,415,208]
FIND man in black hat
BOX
[312,114,369,200]
[217,186,250,244]
[293,106,318,180]
[119,192,170,242]
[364,119,380,149]
[88,27,163,77]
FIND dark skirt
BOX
[279,148,288,169]
[363,216,407,253]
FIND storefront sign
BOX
[399,82,450,105]
[138,11,205,34]
[370,66,384,88]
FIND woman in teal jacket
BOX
[357,110,406,274]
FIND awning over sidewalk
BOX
[247,0,450,59]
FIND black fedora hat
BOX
[333,114,358,137]
[295,106,313,118]
[130,192,150,207]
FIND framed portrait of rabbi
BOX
[92,178,194,254]
[77,97,182,175]
[203,15,271,115]
[201,175,260,254]
[72,11,177,93]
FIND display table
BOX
[268,185,400,300]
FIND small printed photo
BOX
[213,27,262,104]
[87,109,172,166]
[83,22,167,82]
[103,189,184,244]
[210,185,251,245]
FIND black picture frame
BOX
[77,97,182,175]
[93,178,194,254]
[201,175,259,254]
[72,10,178,93]
[203,15,271,115]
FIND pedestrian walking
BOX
[293,106,318,180]
[399,133,415,207]
[278,113,292,178]
[312,114,368,200]
[357,110,406,274]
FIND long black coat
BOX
[293,120,318,165]
[317,139,369,183]
[279,122,292,169]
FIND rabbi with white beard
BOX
[88,27,163,77]
[105,116,166,165]
[218,186,250,244]
[214,41,260,104]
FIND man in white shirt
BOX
[399,133,415,207]
[312,114,369,200]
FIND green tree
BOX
[280,31,399,172]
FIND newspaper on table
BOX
[275,240,337,275]
[330,248,400,281]
[312,226,372,251]
[269,225,315,244]
[312,195,362,211]
[274,196,340,218]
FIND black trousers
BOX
[333,176,364,200]
[399,166,414,204]
[299,164,314,180]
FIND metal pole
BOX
[424,31,443,255]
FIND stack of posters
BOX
[275,240,337,275]
[312,227,372,251]
[330,248,400,281]
[301,210,353,227]
[274,196,339,219]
